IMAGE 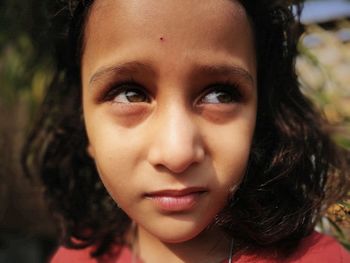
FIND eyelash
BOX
[101,80,243,104]
[101,81,148,102]
[200,81,243,104]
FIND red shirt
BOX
[50,231,350,262]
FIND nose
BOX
[147,104,205,174]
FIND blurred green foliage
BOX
[0,0,55,111]
[0,0,57,246]
[297,21,350,248]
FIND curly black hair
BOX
[22,0,350,259]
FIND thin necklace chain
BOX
[228,238,234,263]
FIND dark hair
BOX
[22,0,350,259]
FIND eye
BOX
[104,83,150,103]
[200,83,242,104]
[114,89,148,103]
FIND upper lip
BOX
[145,187,208,197]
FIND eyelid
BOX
[206,82,240,93]
[198,81,243,104]
[100,80,151,103]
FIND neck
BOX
[134,225,231,263]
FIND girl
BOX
[22,0,350,262]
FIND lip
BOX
[145,187,207,212]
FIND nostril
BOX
[154,160,195,174]
[148,143,205,174]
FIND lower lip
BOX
[146,192,204,212]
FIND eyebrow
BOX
[89,61,156,87]
[193,64,255,86]
[89,61,255,88]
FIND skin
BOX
[82,0,257,262]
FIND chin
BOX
[158,232,200,244]
[140,216,211,244]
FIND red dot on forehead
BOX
[160,37,165,41]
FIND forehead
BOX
[84,0,251,49]
[87,0,248,26]
[82,0,255,81]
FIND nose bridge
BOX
[147,100,204,173]
[163,103,193,145]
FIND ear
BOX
[87,143,95,159]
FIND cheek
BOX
[86,109,145,169]
[205,121,254,188]
[93,144,134,201]
[85,120,145,201]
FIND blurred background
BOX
[0,0,349,262]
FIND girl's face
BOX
[82,0,257,243]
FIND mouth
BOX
[144,187,208,212]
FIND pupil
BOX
[217,92,232,103]
[126,90,146,102]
